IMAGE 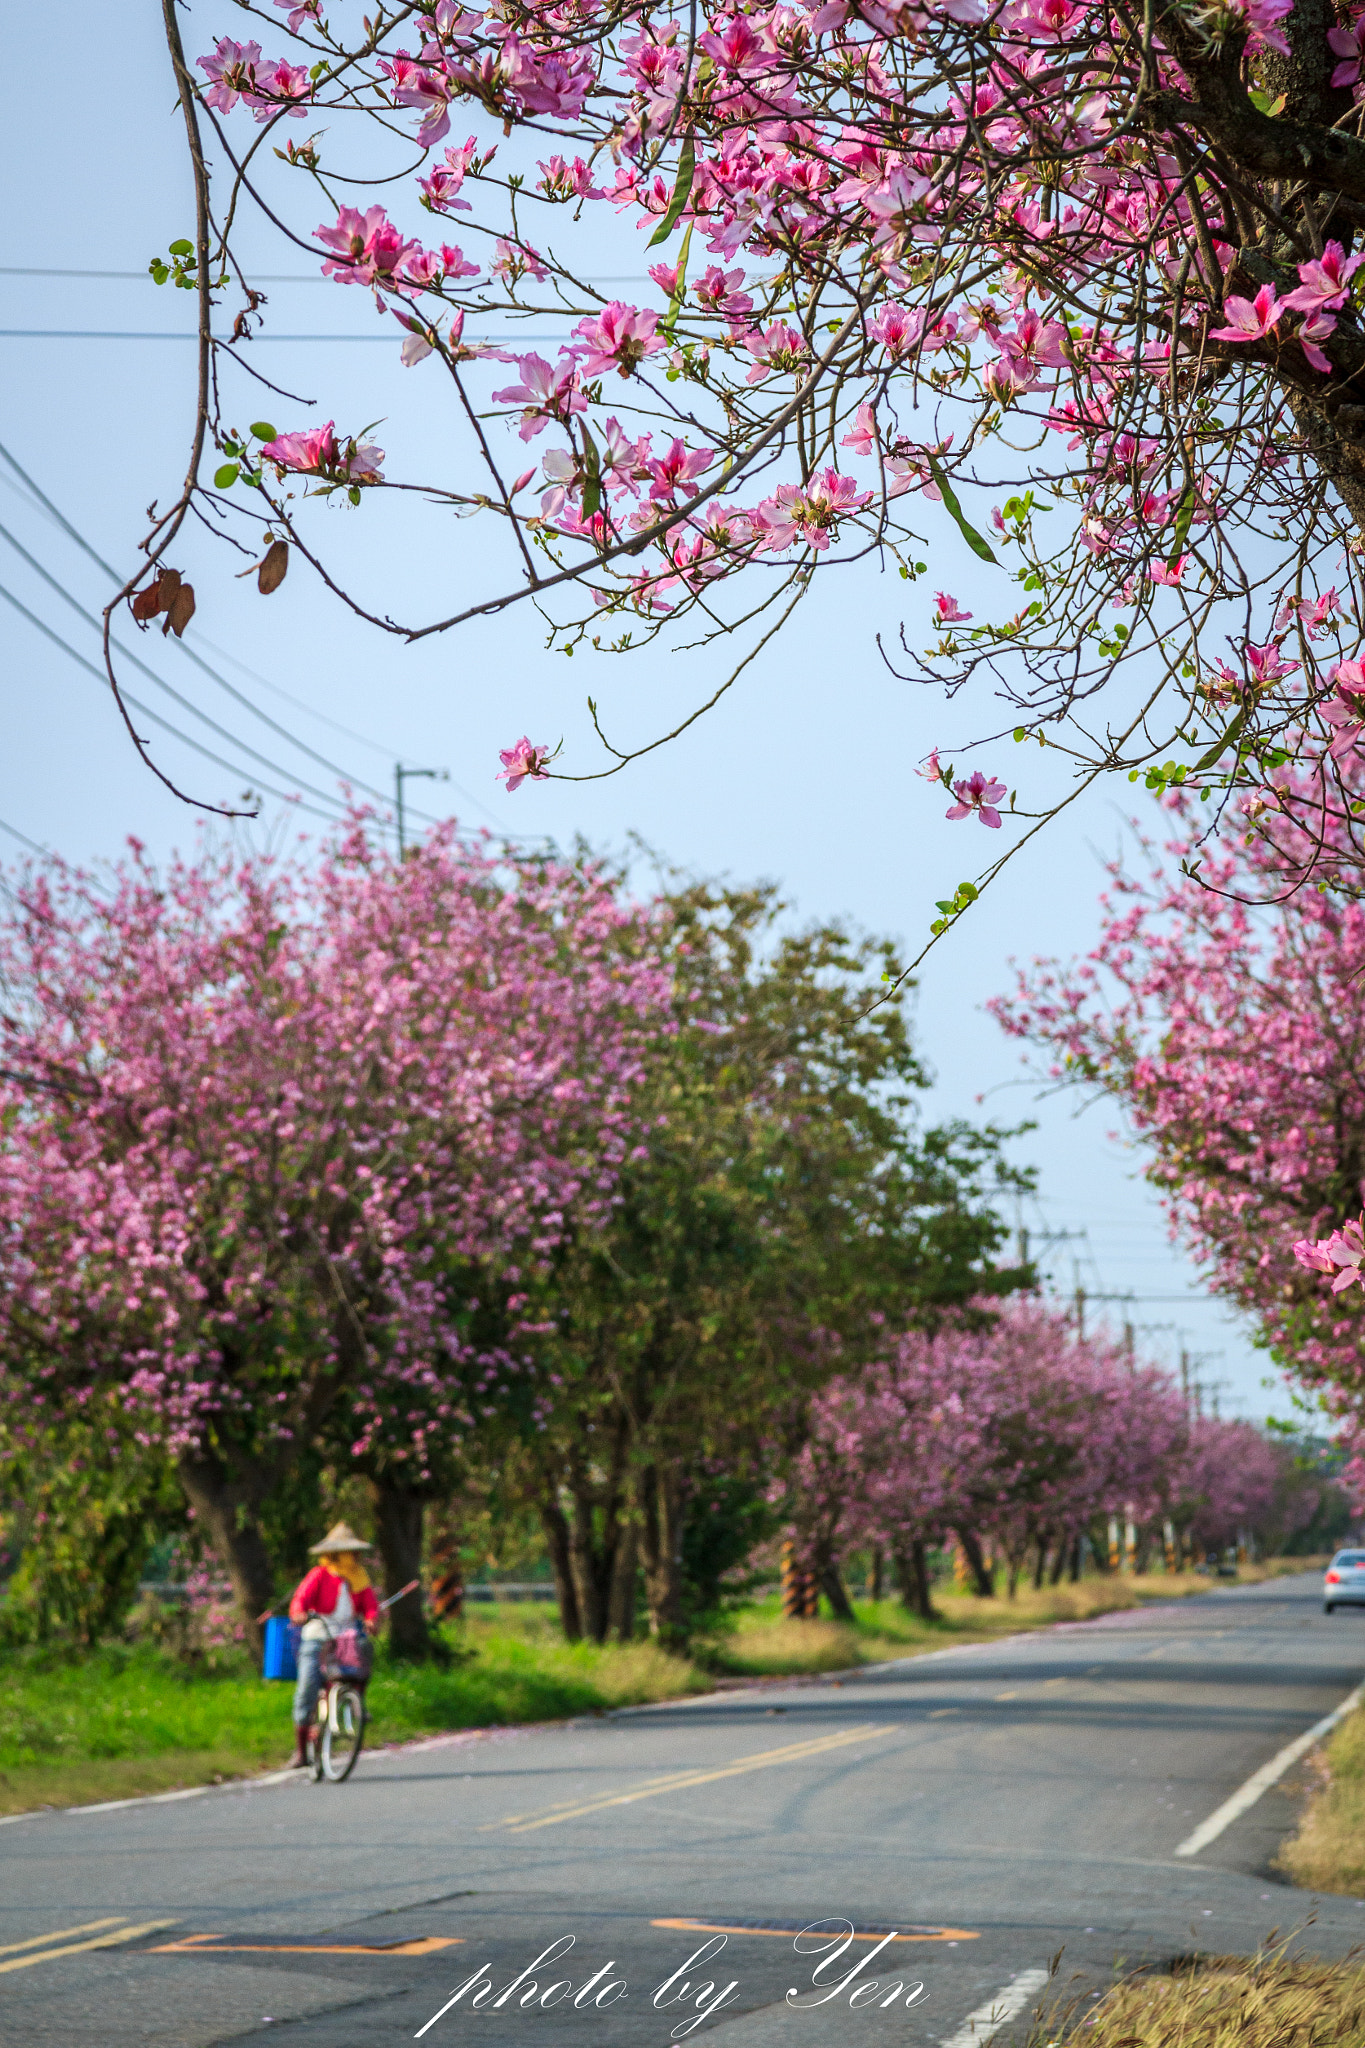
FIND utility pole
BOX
[394,762,449,856]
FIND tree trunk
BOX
[956,1527,995,1598]
[818,1551,856,1622]
[177,1453,276,1660]
[568,1480,609,1644]
[369,1474,431,1661]
[869,1546,885,1603]
[1070,1534,1083,1582]
[607,1518,638,1643]
[895,1543,937,1621]
[1049,1534,1069,1586]
[639,1463,686,1646]
[540,1498,581,1642]
[1033,1537,1049,1591]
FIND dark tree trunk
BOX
[607,1519,638,1643]
[369,1474,431,1660]
[540,1498,581,1641]
[1049,1534,1069,1586]
[178,1453,276,1659]
[895,1543,937,1621]
[956,1527,995,1598]
[1033,1537,1049,1591]
[568,1479,608,1644]
[869,1546,885,1603]
[1070,1534,1083,1582]
[818,1551,856,1622]
[639,1463,686,1646]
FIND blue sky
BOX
[0,1,1296,1423]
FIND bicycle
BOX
[306,1617,371,1784]
[298,1577,418,1784]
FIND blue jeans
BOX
[292,1637,324,1728]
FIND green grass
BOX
[0,1558,1319,1819]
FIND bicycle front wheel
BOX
[321,1685,366,1782]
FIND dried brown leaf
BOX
[164,582,196,638]
[257,539,289,595]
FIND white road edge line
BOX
[939,1966,1050,2047]
[1175,1681,1365,1858]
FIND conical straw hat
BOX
[309,1521,374,1555]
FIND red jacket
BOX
[289,1565,379,1628]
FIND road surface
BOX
[4,1571,1365,2047]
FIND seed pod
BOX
[257,540,289,595]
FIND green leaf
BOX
[659,221,693,337]
[647,130,696,247]
[148,259,169,285]
[250,421,278,443]
[168,239,194,258]
[927,457,998,564]
[213,462,240,489]
[1193,708,1247,772]
[1168,485,1196,566]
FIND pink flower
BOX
[1276,588,1344,637]
[743,322,809,384]
[1329,14,1365,91]
[419,138,483,215]
[1149,557,1187,586]
[1294,1218,1365,1292]
[934,592,973,623]
[570,302,664,378]
[496,738,552,790]
[260,422,384,482]
[1322,658,1365,757]
[754,469,872,552]
[491,354,587,440]
[693,266,753,325]
[1283,241,1365,318]
[315,206,418,290]
[945,771,1007,827]
[919,748,948,784]
[840,403,878,459]
[1209,286,1282,344]
[1244,640,1299,688]
[646,438,715,502]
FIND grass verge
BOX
[1277,1698,1365,1897]
[1034,1949,1365,2045]
[0,1558,1317,1819]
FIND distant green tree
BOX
[513,880,1030,1645]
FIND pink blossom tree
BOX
[95,0,1365,940]
[784,1297,1192,1609]
[0,823,667,1649]
[993,765,1365,1486]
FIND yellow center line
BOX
[928,1708,959,1719]
[486,1726,894,1829]
[0,1921,178,1975]
[491,1723,898,1833]
[0,1918,127,1959]
[994,1691,1019,1701]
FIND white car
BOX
[1323,1550,1365,1612]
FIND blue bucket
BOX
[262,1616,300,1682]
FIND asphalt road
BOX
[5,1572,1365,2048]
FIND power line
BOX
[0,329,578,344]
[0,524,353,820]
[0,816,45,855]
[0,440,506,835]
[0,581,341,824]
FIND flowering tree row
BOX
[781,1296,1295,1609]
[97,0,1365,938]
[0,819,668,1650]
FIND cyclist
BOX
[287,1522,380,1768]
